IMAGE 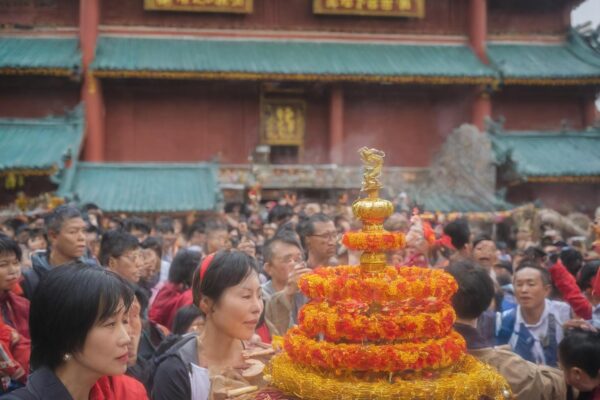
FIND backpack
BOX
[145,333,197,391]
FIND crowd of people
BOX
[0,197,598,399]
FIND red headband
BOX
[199,253,216,281]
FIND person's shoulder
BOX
[547,299,572,318]
[110,375,148,399]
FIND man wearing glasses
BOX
[265,213,338,336]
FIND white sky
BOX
[571,0,600,27]
[572,0,600,110]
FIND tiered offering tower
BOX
[268,148,511,400]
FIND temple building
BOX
[0,0,599,214]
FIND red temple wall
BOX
[488,2,569,35]
[101,0,469,36]
[507,183,600,215]
[0,77,80,118]
[103,80,260,163]
[492,88,589,131]
[342,85,472,167]
[0,1,78,27]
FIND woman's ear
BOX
[200,295,213,315]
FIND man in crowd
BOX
[124,217,151,244]
[448,259,565,399]
[99,229,143,284]
[265,213,337,336]
[261,233,304,301]
[497,261,572,367]
[21,205,95,299]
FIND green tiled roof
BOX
[0,36,81,75]
[91,36,496,83]
[0,105,84,172]
[488,32,600,84]
[492,130,600,178]
[57,162,221,213]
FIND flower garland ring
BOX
[298,266,458,303]
[268,353,512,400]
[342,231,405,252]
[298,301,456,342]
[284,327,466,373]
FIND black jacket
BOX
[1,367,73,399]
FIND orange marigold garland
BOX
[299,266,458,303]
[298,300,456,342]
[284,327,466,372]
[342,231,405,252]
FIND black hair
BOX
[577,260,600,292]
[523,246,547,264]
[559,328,600,378]
[560,247,583,277]
[2,218,26,235]
[29,262,133,370]
[155,216,174,234]
[44,205,82,235]
[85,224,101,236]
[296,213,333,249]
[446,259,495,320]
[98,229,140,267]
[124,217,151,236]
[514,260,551,286]
[131,283,149,316]
[171,305,205,335]
[0,233,22,262]
[187,220,206,240]
[443,219,471,250]
[267,204,294,224]
[263,232,303,264]
[199,250,259,303]
[81,203,100,212]
[27,228,45,240]
[168,249,201,286]
[141,236,163,260]
[473,234,493,249]
[494,260,513,275]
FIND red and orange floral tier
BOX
[298,265,458,303]
[298,300,455,342]
[284,327,466,372]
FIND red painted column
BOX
[469,0,488,64]
[329,86,344,165]
[583,95,598,127]
[472,88,491,132]
[469,0,490,131]
[80,0,105,162]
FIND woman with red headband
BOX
[152,250,271,400]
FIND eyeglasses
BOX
[309,232,339,241]
[120,251,142,262]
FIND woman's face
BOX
[141,248,159,278]
[205,271,263,341]
[72,301,131,377]
[0,251,21,292]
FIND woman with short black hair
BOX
[4,262,148,399]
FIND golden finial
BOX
[358,147,385,198]
[351,147,396,272]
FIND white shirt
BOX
[510,299,571,364]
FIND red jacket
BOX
[0,320,29,383]
[149,283,193,330]
[549,260,592,320]
[0,290,30,339]
[91,375,148,400]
